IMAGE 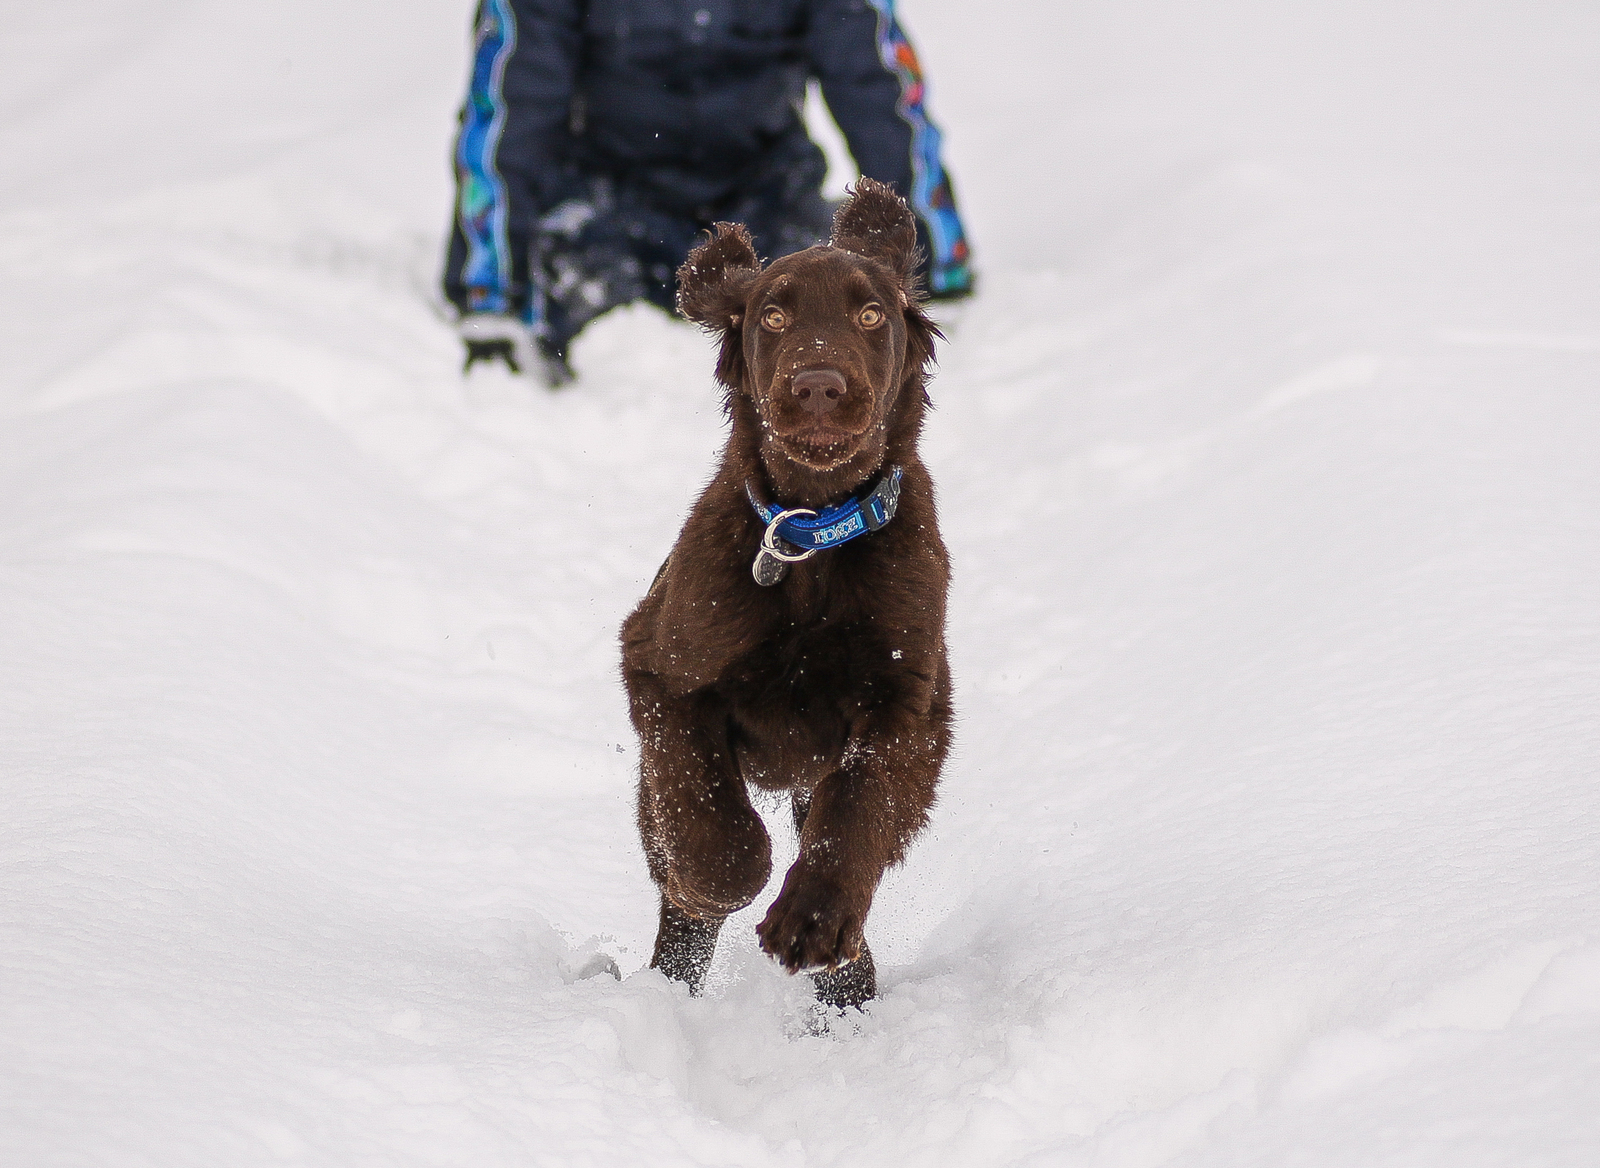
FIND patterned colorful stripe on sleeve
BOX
[867,0,972,294]
[454,0,517,316]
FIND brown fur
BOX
[620,179,951,1008]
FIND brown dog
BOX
[620,179,952,1009]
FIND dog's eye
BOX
[858,304,885,329]
[761,307,787,331]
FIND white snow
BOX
[4,1,1598,1165]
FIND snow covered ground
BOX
[3,1,1598,1164]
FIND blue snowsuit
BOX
[443,0,972,357]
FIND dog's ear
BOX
[903,300,941,396]
[677,223,762,391]
[830,177,923,283]
[676,223,761,331]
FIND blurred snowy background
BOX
[2,1,1597,1165]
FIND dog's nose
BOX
[791,369,847,416]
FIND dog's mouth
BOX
[765,414,876,470]
[775,431,859,470]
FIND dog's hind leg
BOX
[790,789,879,1009]
[810,946,877,1009]
[650,896,725,994]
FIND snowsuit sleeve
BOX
[805,0,973,295]
[446,0,586,317]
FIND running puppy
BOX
[621,179,951,1009]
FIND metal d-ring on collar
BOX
[760,508,820,564]
[750,507,817,586]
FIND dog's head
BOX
[677,179,939,490]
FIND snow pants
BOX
[442,137,834,357]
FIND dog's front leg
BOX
[631,674,773,992]
[756,703,945,982]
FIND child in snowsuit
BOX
[442,0,973,384]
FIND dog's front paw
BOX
[756,867,868,974]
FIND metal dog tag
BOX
[752,547,789,586]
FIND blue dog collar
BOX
[745,465,904,552]
[745,460,902,547]
[745,466,904,586]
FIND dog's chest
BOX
[718,617,887,790]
